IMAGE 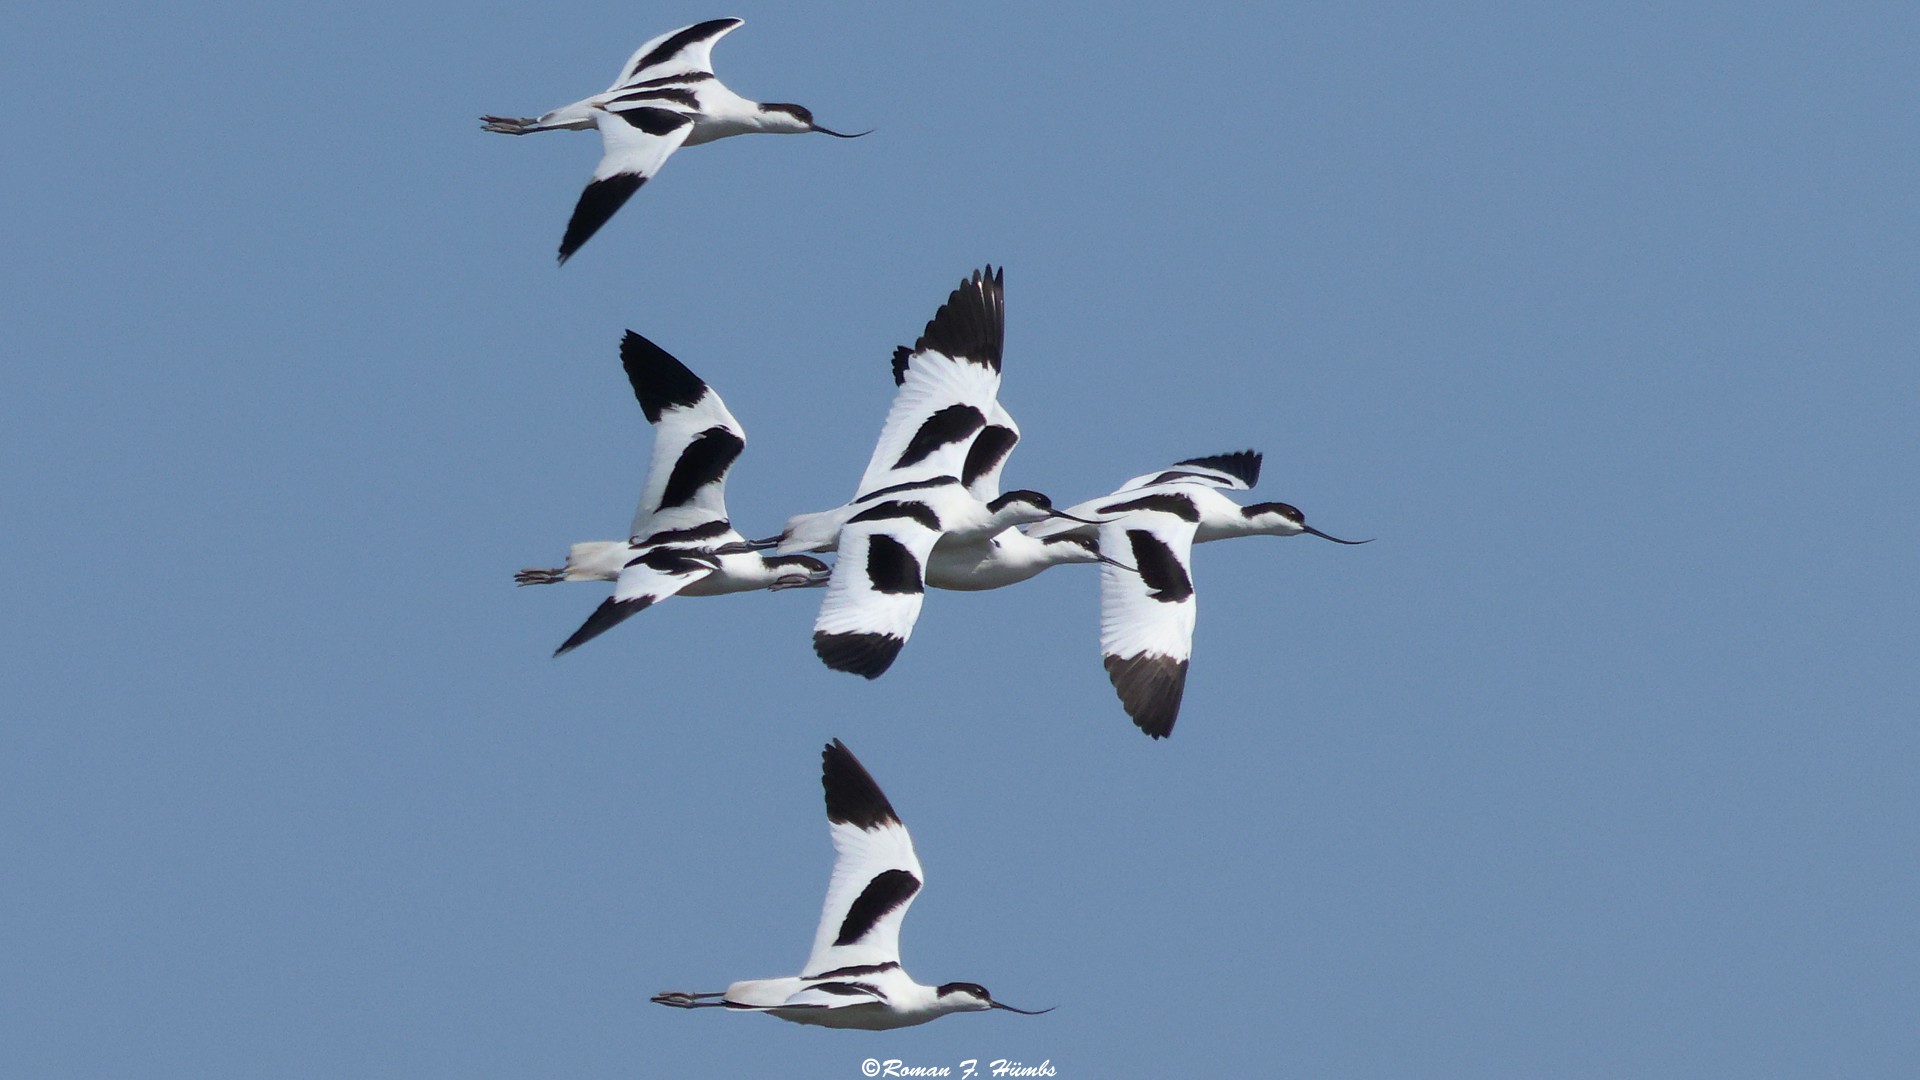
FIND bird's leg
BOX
[652,991,729,1009]
[514,567,565,586]
[479,115,541,134]
[769,573,830,591]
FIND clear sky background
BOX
[4,3,1916,1077]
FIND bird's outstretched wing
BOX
[781,982,890,1009]
[617,331,746,543]
[853,268,1005,496]
[811,501,944,679]
[1095,496,1202,738]
[1116,450,1262,494]
[1028,450,1263,541]
[607,18,743,89]
[802,741,925,978]
[558,107,696,263]
[553,548,718,655]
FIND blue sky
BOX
[4,3,1916,1077]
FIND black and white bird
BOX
[1027,451,1364,548]
[652,740,1050,1029]
[1030,452,1367,738]
[763,268,1096,678]
[481,18,865,263]
[923,399,1124,590]
[516,330,829,656]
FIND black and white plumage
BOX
[1031,452,1368,738]
[481,18,865,263]
[1028,450,1366,547]
[923,398,1126,591]
[767,268,1094,677]
[1093,492,1203,739]
[651,740,1049,1030]
[517,330,829,656]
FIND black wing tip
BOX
[1174,450,1263,489]
[558,173,647,265]
[821,740,901,828]
[814,630,904,679]
[1103,653,1190,739]
[553,596,653,656]
[913,265,1005,373]
[619,330,708,422]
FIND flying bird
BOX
[652,740,1051,1029]
[1031,452,1368,738]
[516,330,829,655]
[923,398,1130,591]
[760,267,1096,678]
[481,18,865,263]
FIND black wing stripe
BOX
[1127,530,1193,603]
[612,106,694,136]
[605,87,700,109]
[809,961,902,979]
[853,476,958,504]
[807,981,885,998]
[1095,492,1200,523]
[632,18,739,75]
[962,425,1021,490]
[847,500,940,532]
[892,404,985,470]
[623,71,715,90]
[833,869,922,946]
[865,534,924,595]
[656,427,744,510]
[632,520,732,547]
[623,548,716,574]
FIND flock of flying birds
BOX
[485,18,1366,1031]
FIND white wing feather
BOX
[812,515,942,647]
[1097,511,1198,665]
[589,105,695,185]
[607,18,742,89]
[629,389,744,539]
[852,348,1001,496]
[803,774,925,975]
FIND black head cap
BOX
[762,102,814,124]
[936,982,991,999]
[1243,501,1304,524]
[988,489,1051,513]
